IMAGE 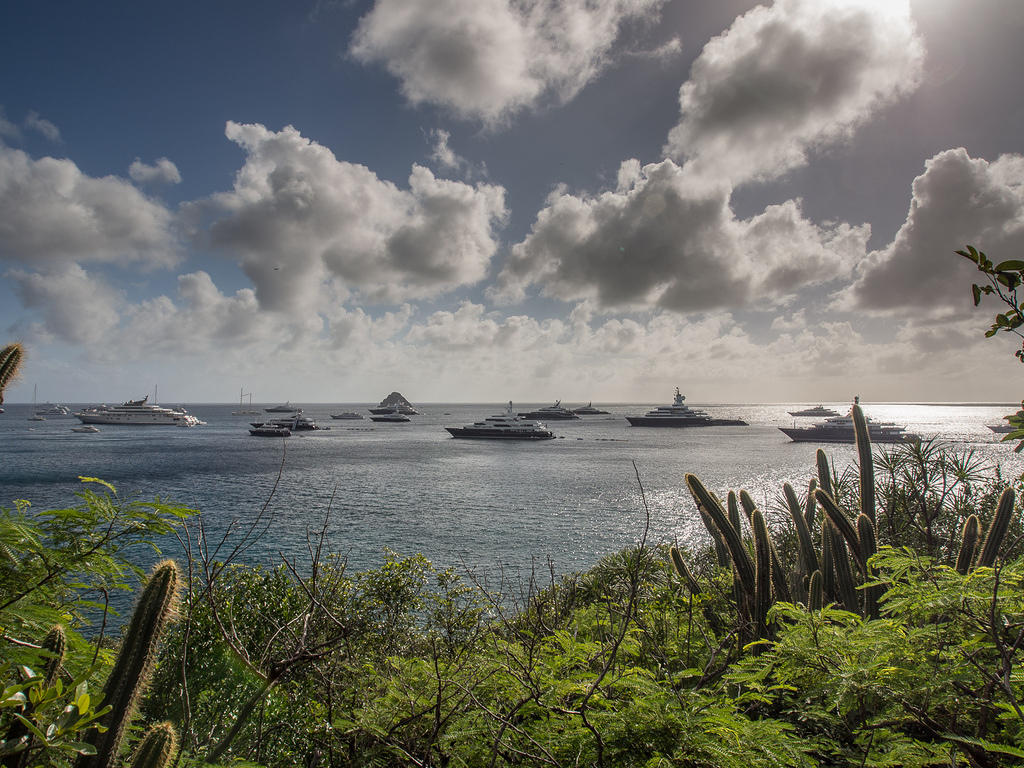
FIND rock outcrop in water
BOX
[378,391,414,408]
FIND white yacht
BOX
[74,396,204,427]
[36,403,71,417]
[446,403,555,440]
[779,397,916,444]
[787,405,842,418]
[71,424,100,433]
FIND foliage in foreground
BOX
[3,441,1024,767]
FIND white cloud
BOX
[129,157,182,185]
[24,111,61,142]
[190,122,507,313]
[7,264,121,343]
[493,158,868,310]
[0,144,179,268]
[0,108,19,140]
[350,0,668,124]
[849,148,1024,311]
[665,0,924,185]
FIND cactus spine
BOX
[852,401,877,524]
[0,343,24,405]
[956,515,981,575]
[977,488,1016,568]
[128,722,178,768]
[77,560,180,768]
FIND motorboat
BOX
[370,409,411,423]
[35,403,71,417]
[251,413,324,431]
[330,412,364,420]
[778,397,917,443]
[74,396,204,427]
[573,402,610,415]
[626,388,748,427]
[787,405,842,418]
[71,424,100,433]
[517,400,580,420]
[446,403,555,440]
[265,402,297,413]
[249,425,291,437]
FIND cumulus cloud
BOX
[493,158,868,310]
[190,122,507,312]
[849,148,1024,311]
[0,144,179,268]
[24,111,61,142]
[665,0,924,185]
[0,108,18,140]
[350,0,668,123]
[129,157,182,185]
[7,264,121,343]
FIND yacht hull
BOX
[446,427,554,439]
[779,427,917,443]
[626,417,748,427]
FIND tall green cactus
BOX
[815,490,865,576]
[851,401,877,524]
[828,522,860,614]
[808,570,823,611]
[669,545,700,594]
[977,488,1016,568]
[0,343,24,405]
[857,515,880,619]
[784,482,819,579]
[2,625,67,768]
[815,449,834,499]
[686,475,756,598]
[128,722,178,768]
[751,509,774,643]
[956,515,981,575]
[77,560,180,768]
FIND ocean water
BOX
[2,401,1022,582]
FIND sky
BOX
[2,0,1024,405]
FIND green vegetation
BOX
[3,438,1024,766]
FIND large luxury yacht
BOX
[573,402,610,415]
[446,403,555,440]
[778,398,917,443]
[787,405,842,418]
[626,388,748,427]
[517,400,580,420]
[75,397,204,426]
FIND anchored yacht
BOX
[446,403,555,440]
[626,388,747,427]
[75,396,204,426]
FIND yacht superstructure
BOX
[517,401,579,420]
[626,389,748,427]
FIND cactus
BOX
[751,509,774,642]
[828,522,860,614]
[804,478,817,531]
[784,482,819,579]
[739,490,757,522]
[686,475,756,597]
[977,488,1016,568]
[128,723,178,768]
[2,625,67,768]
[77,560,180,768]
[815,449,834,499]
[820,517,835,603]
[956,515,981,575]
[808,570,823,611]
[669,545,700,594]
[852,402,877,524]
[727,492,744,542]
[816,490,865,575]
[697,506,730,568]
[857,514,880,619]
[0,343,24,405]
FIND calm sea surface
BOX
[3,402,1022,581]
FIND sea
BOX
[2,401,1023,586]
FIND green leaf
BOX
[994,260,1024,271]
[972,284,982,305]
[66,742,97,755]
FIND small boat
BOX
[787,405,842,418]
[330,412,364,420]
[626,388,747,427]
[71,425,100,433]
[265,402,297,413]
[36,403,71,416]
[249,425,291,437]
[446,402,554,440]
[370,409,411,423]
[518,400,580,420]
[573,402,610,415]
